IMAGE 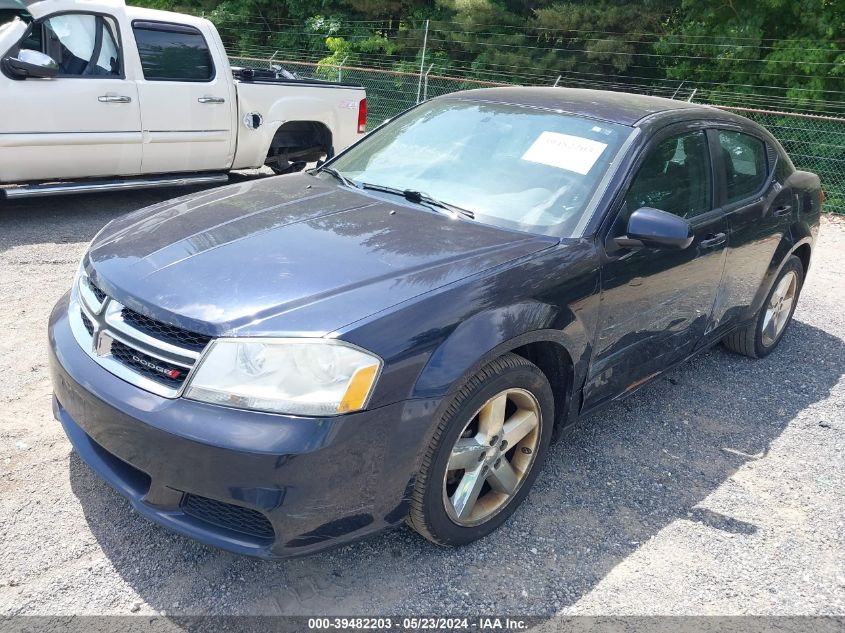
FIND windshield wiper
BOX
[319,166,360,189]
[360,183,475,220]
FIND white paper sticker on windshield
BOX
[521,132,608,175]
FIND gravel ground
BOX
[0,184,843,619]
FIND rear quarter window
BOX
[132,21,213,81]
[718,130,768,204]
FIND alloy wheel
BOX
[761,270,798,347]
[442,388,541,526]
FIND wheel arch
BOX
[411,323,586,440]
[510,339,575,440]
[792,242,812,277]
[263,120,334,172]
[749,233,814,317]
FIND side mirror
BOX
[615,207,693,250]
[3,49,59,79]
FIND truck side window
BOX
[40,14,121,76]
[132,22,213,82]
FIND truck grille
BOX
[70,271,210,398]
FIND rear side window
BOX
[718,131,768,204]
[132,21,213,81]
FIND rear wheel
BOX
[722,255,804,358]
[407,353,553,546]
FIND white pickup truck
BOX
[0,0,366,198]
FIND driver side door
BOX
[0,12,141,182]
[582,125,728,412]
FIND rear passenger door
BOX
[131,20,235,174]
[709,128,792,330]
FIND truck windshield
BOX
[328,98,633,237]
[0,0,27,24]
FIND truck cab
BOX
[0,0,366,196]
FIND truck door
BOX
[130,20,235,174]
[0,12,142,182]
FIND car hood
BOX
[88,175,558,337]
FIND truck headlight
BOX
[184,339,382,416]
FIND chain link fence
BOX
[231,55,845,214]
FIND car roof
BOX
[444,87,718,126]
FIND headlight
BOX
[184,339,382,416]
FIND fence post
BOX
[422,63,435,101]
[416,19,430,104]
[338,55,349,83]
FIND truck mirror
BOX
[3,49,59,79]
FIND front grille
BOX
[121,307,211,352]
[110,340,188,387]
[88,279,107,304]
[81,312,94,336]
[182,494,275,540]
[73,272,210,398]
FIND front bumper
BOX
[48,293,438,559]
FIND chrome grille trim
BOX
[69,272,209,399]
[78,275,106,315]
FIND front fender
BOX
[412,307,590,401]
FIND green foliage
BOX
[125,0,844,212]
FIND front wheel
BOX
[407,353,554,546]
[722,255,804,358]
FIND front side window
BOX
[132,22,213,81]
[37,14,120,76]
[718,131,768,204]
[625,130,712,219]
[328,99,633,237]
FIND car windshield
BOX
[327,98,633,237]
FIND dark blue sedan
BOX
[49,88,822,557]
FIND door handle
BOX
[773,204,792,217]
[700,232,727,249]
[98,95,132,103]
[198,97,226,104]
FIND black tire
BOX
[722,255,804,358]
[407,353,554,547]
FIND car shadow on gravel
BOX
[67,319,844,617]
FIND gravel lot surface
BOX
[0,182,843,619]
